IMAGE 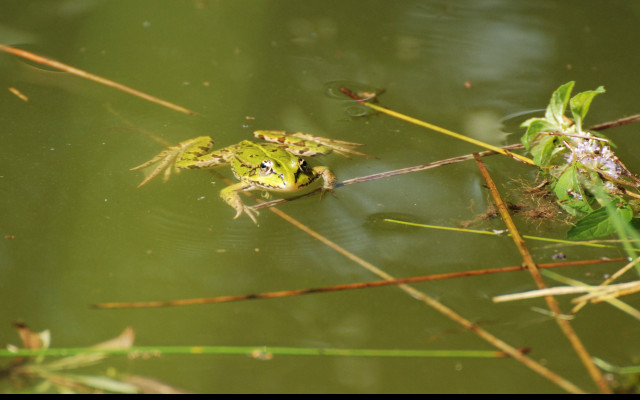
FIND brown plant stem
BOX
[473,153,612,394]
[589,114,640,131]
[92,258,624,309]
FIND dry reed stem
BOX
[473,153,612,394]
[493,280,640,303]
[572,256,640,313]
[0,45,196,115]
[571,281,640,304]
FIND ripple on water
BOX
[323,80,384,117]
[145,196,385,278]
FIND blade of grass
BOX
[592,357,640,374]
[0,44,196,115]
[383,219,637,251]
[473,153,612,393]
[0,345,524,359]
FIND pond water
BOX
[1,0,640,393]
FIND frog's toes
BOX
[234,205,259,224]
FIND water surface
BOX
[1,0,639,393]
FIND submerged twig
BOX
[8,86,29,101]
[0,44,196,115]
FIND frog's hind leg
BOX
[131,136,215,187]
[220,182,259,224]
[175,139,233,170]
[253,130,372,158]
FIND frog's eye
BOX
[259,160,274,175]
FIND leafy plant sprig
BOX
[521,82,640,239]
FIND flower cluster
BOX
[564,137,622,181]
[566,139,622,179]
[560,135,627,195]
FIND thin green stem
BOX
[0,346,514,359]
[383,219,640,251]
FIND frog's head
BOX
[255,157,316,192]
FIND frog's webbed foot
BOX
[130,147,182,187]
[298,133,374,159]
[253,130,374,159]
[221,182,259,224]
[236,205,259,225]
[130,137,215,187]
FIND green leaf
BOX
[545,81,575,126]
[520,118,558,151]
[567,201,633,240]
[569,86,605,131]
[530,134,557,167]
[552,166,593,217]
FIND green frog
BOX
[131,130,370,223]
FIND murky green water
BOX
[2,0,640,393]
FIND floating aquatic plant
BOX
[521,81,640,239]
